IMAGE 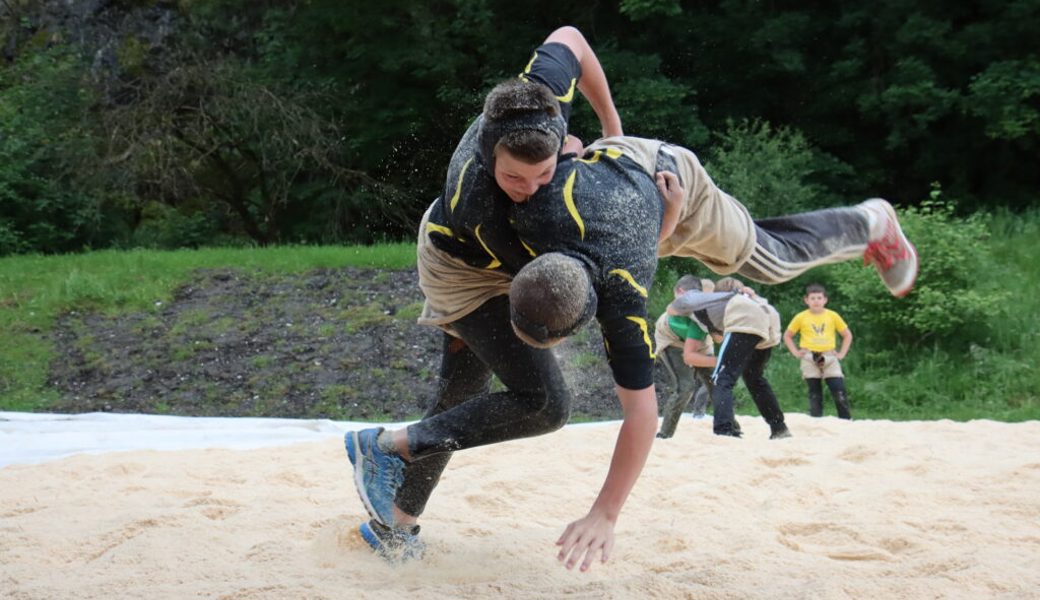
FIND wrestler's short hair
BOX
[673,275,703,294]
[510,253,597,348]
[480,79,565,167]
[714,277,745,293]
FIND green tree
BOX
[704,119,834,218]
[966,59,1040,141]
[0,48,109,255]
[100,56,391,246]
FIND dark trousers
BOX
[396,295,571,517]
[657,346,714,438]
[739,208,870,284]
[711,332,786,436]
[807,377,852,419]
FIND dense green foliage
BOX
[0,48,109,254]
[2,0,1038,253]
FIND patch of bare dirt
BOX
[47,267,637,422]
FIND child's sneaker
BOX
[359,520,425,564]
[860,198,918,297]
[344,428,405,527]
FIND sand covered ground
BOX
[2,414,1039,599]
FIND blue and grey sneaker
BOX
[359,520,425,564]
[344,428,406,526]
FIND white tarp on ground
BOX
[0,411,414,468]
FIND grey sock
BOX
[376,429,398,455]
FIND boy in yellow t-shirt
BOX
[783,283,853,419]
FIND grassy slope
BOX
[0,244,415,411]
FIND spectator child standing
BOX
[783,284,853,419]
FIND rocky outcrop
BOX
[2,0,180,100]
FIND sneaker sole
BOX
[358,521,425,562]
[874,199,919,297]
[358,521,382,552]
[346,431,386,526]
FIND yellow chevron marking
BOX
[626,316,655,359]
[426,222,453,237]
[557,78,576,103]
[520,239,537,257]
[474,224,501,270]
[610,269,648,297]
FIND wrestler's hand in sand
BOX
[556,510,615,572]
[555,387,656,572]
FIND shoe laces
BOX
[377,449,405,489]
[362,433,404,491]
[863,221,911,269]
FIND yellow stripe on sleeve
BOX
[521,51,538,75]
[557,78,576,103]
[609,269,648,297]
[562,169,584,240]
[449,157,474,212]
[473,224,502,270]
[626,316,656,359]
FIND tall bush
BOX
[0,49,108,255]
[826,189,1005,357]
[704,118,838,218]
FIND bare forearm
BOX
[783,332,801,357]
[838,330,853,357]
[684,352,716,368]
[577,64,622,137]
[588,385,657,520]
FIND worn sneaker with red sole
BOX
[861,198,918,297]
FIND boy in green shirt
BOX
[783,283,854,419]
[653,275,722,438]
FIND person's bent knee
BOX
[528,388,571,432]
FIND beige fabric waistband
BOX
[415,203,513,336]
[587,136,756,274]
[722,294,781,349]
